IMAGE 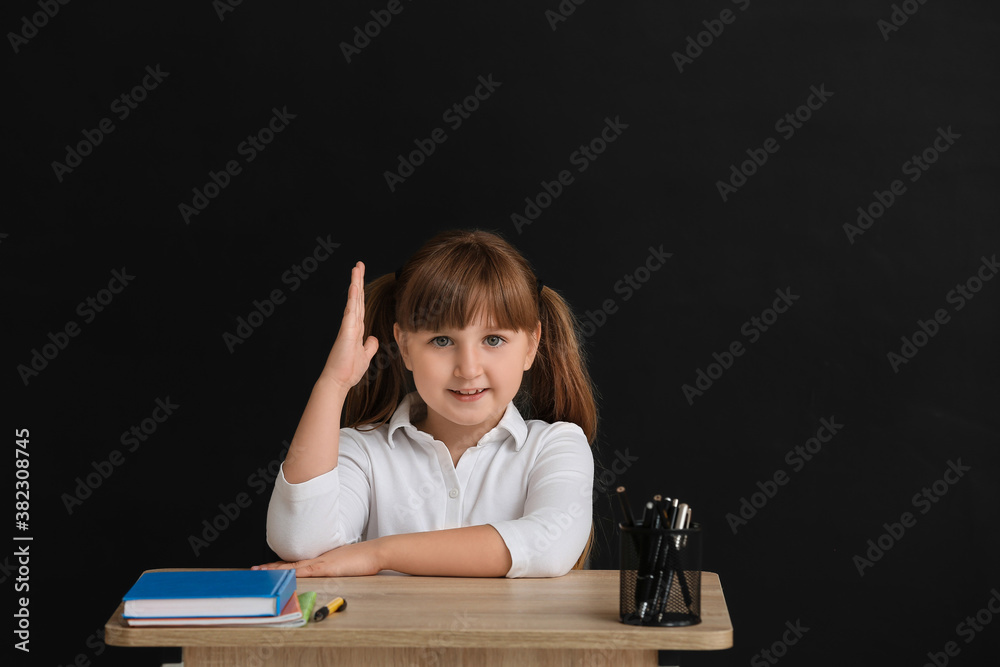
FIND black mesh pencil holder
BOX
[619,523,702,626]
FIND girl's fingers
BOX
[354,264,362,331]
[251,561,295,570]
[357,262,366,328]
[363,335,379,361]
[342,266,360,330]
[345,270,358,316]
[355,263,367,344]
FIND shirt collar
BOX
[386,391,528,451]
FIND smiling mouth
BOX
[450,389,488,395]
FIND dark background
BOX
[5,1,999,665]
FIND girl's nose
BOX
[454,346,483,379]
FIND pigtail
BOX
[531,284,599,571]
[341,273,413,430]
[530,285,599,444]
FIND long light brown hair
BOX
[343,229,598,569]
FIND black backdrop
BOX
[6,1,999,665]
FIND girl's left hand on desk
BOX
[252,540,382,577]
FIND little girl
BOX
[254,229,598,578]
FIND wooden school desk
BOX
[105,569,733,666]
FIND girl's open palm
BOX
[320,261,379,391]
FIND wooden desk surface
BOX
[105,569,732,652]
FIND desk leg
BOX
[658,649,682,666]
[185,646,662,666]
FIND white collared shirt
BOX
[266,391,594,578]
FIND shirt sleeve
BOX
[488,422,595,578]
[265,428,372,561]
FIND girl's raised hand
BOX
[319,261,379,392]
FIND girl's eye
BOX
[485,335,505,347]
[431,336,451,347]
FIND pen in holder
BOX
[619,522,702,626]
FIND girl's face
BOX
[393,316,541,438]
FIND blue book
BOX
[122,570,296,618]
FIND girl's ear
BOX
[523,320,542,371]
[393,323,413,371]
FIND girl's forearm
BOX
[376,525,513,577]
[281,376,350,484]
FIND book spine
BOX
[274,569,296,615]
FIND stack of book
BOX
[121,570,313,627]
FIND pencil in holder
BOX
[619,523,702,626]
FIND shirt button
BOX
[449,487,459,498]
